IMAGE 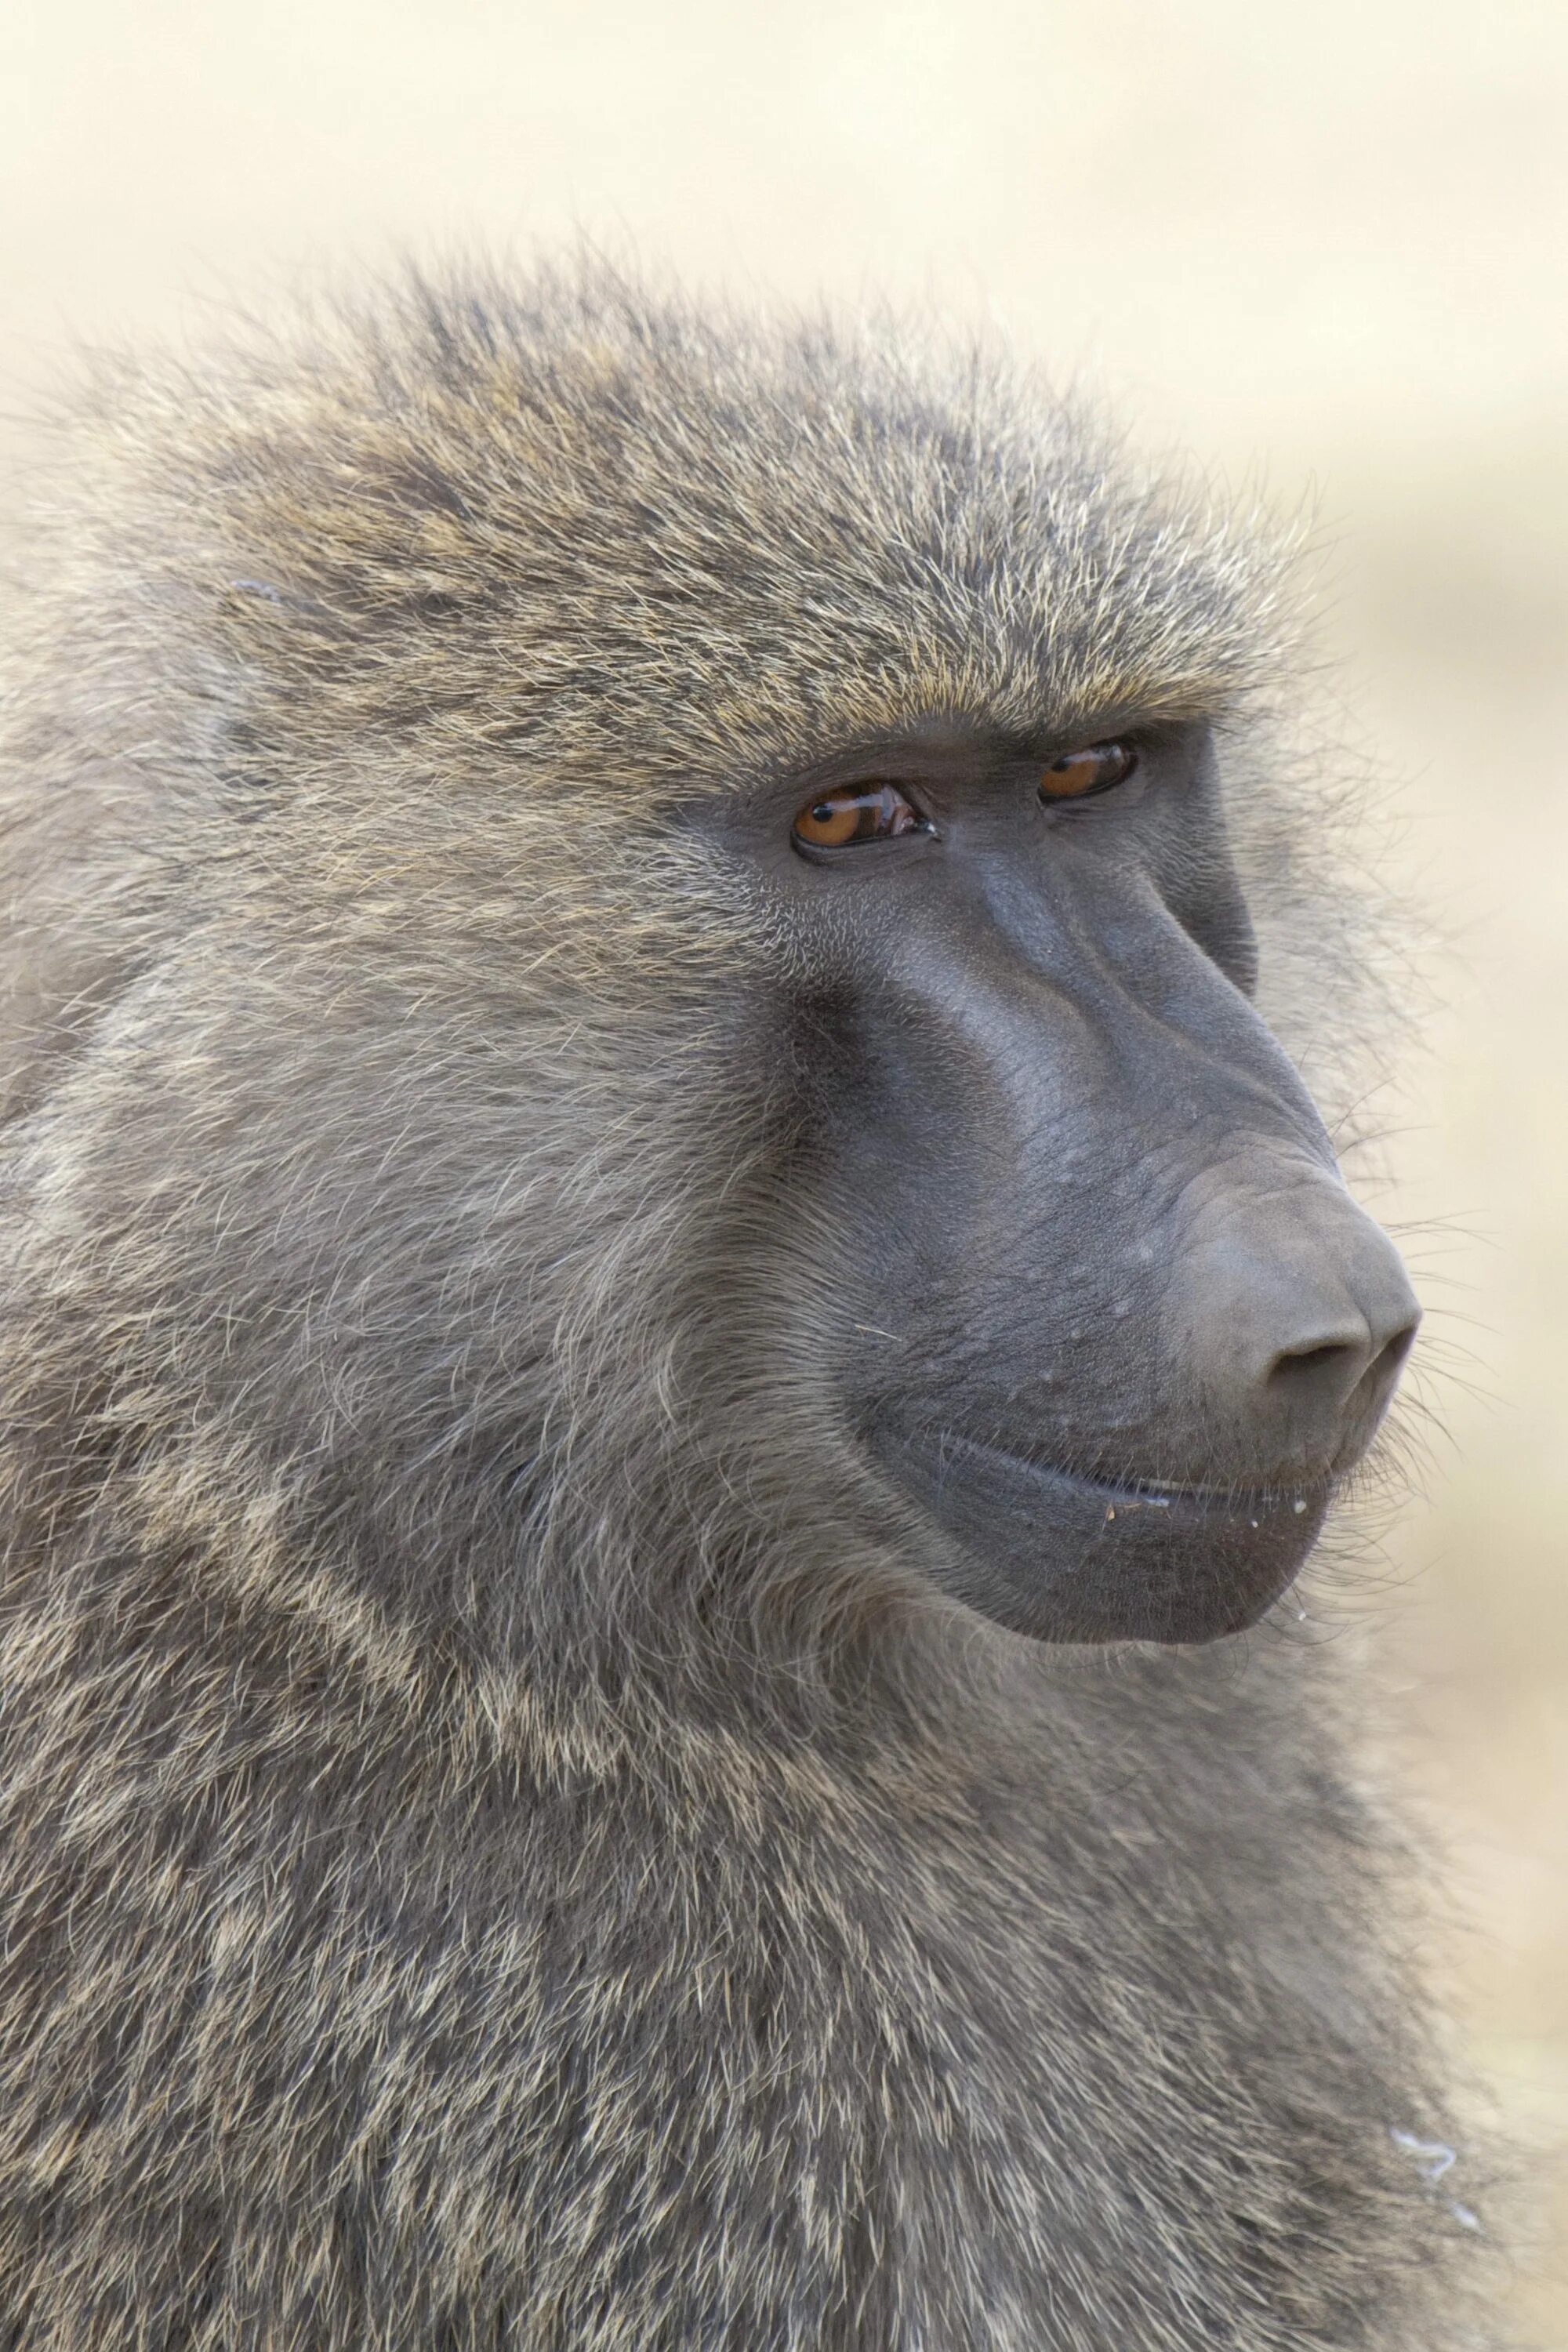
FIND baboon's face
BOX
[710,718,1417,1644]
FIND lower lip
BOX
[873,1424,1334,1644]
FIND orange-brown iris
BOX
[793,781,930,848]
[1038,741,1139,800]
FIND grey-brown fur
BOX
[0,263,1493,2347]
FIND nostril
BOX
[1261,1311,1420,1439]
[1273,1341,1354,1381]
[1265,1334,1367,1394]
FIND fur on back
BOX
[0,262,1494,2349]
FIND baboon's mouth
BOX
[871,1420,1334,1646]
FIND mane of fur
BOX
[0,262,1495,2349]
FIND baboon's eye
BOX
[1037,741,1140,801]
[793,782,932,849]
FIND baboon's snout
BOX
[1166,1155,1421,1483]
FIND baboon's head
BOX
[26,270,1417,1667]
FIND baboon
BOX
[0,263,1494,2349]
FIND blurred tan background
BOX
[4,0,1566,2335]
